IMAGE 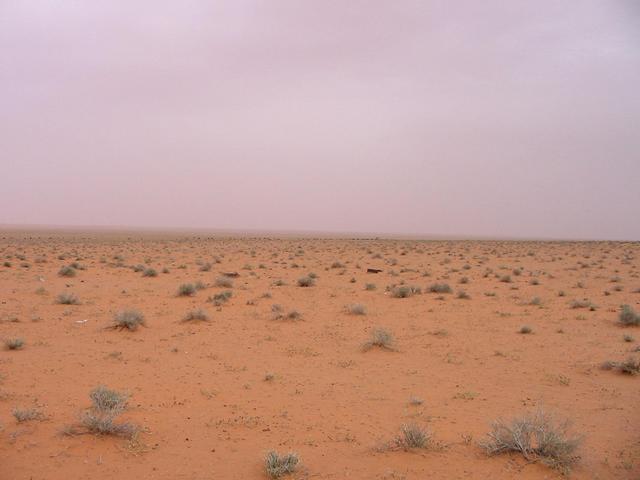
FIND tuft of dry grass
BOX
[394,423,431,450]
[619,304,640,326]
[182,308,210,322]
[481,409,581,473]
[602,357,640,375]
[297,275,315,287]
[64,386,137,438]
[177,283,197,296]
[113,310,146,331]
[428,283,452,294]
[265,451,299,478]
[4,338,25,350]
[346,303,367,315]
[215,276,234,288]
[12,407,44,423]
[362,328,394,351]
[56,293,80,305]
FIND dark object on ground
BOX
[367,268,383,273]
[223,272,240,277]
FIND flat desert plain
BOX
[0,231,638,480]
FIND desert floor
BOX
[0,230,638,479]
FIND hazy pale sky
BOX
[1,1,639,239]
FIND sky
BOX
[1,1,639,240]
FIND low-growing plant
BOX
[12,407,44,423]
[65,386,137,438]
[347,304,366,315]
[481,409,581,473]
[215,276,233,288]
[113,310,145,331]
[428,283,452,294]
[364,283,376,291]
[619,304,640,326]
[362,328,394,351]
[182,308,210,322]
[264,451,299,478]
[177,283,197,297]
[56,293,80,305]
[393,423,431,450]
[297,276,315,287]
[58,265,76,277]
[390,285,420,298]
[4,338,25,350]
[142,267,157,277]
[602,357,640,375]
[519,325,533,334]
[209,290,232,306]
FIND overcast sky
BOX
[1,1,639,239]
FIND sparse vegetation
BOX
[264,451,299,478]
[346,303,366,315]
[390,285,420,298]
[215,276,233,288]
[602,357,640,375]
[142,267,157,277]
[65,386,137,438]
[428,283,452,294]
[4,338,25,350]
[113,310,145,330]
[297,275,315,287]
[12,407,44,423]
[58,265,76,277]
[619,304,640,326]
[177,283,197,296]
[56,293,80,305]
[393,423,431,450]
[362,328,394,351]
[182,308,210,322]
[210,290,232,306]
[481,409,580,473]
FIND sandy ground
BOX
[0,231,638,479]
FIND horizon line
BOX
[0,223,637,243]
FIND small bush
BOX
[519,325,533,334]
[394,423,431,450]
[142,267,157,277]
[210,290,232,306]
[500,275,512,283]
[362,328,394,351]
[619,305,640,326]
[90,385,129,413]
[364,283,376,291]
[56,293,80,305]
[297,276,315,287]
[481,409,581,473]
[602,357,640,375]
[347,304,366,315]
[457,290,470,299]
[58,265,76,277]
[113,310,145,330]
[4,338,25,350]
[570,299,595,310]
[428,283,452,294]
[265,451,299,479]
[391,285,420,298]
[215,276,233,288]
[182,308,210,322]
[177,283,197,296]
[13,407,44,423]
